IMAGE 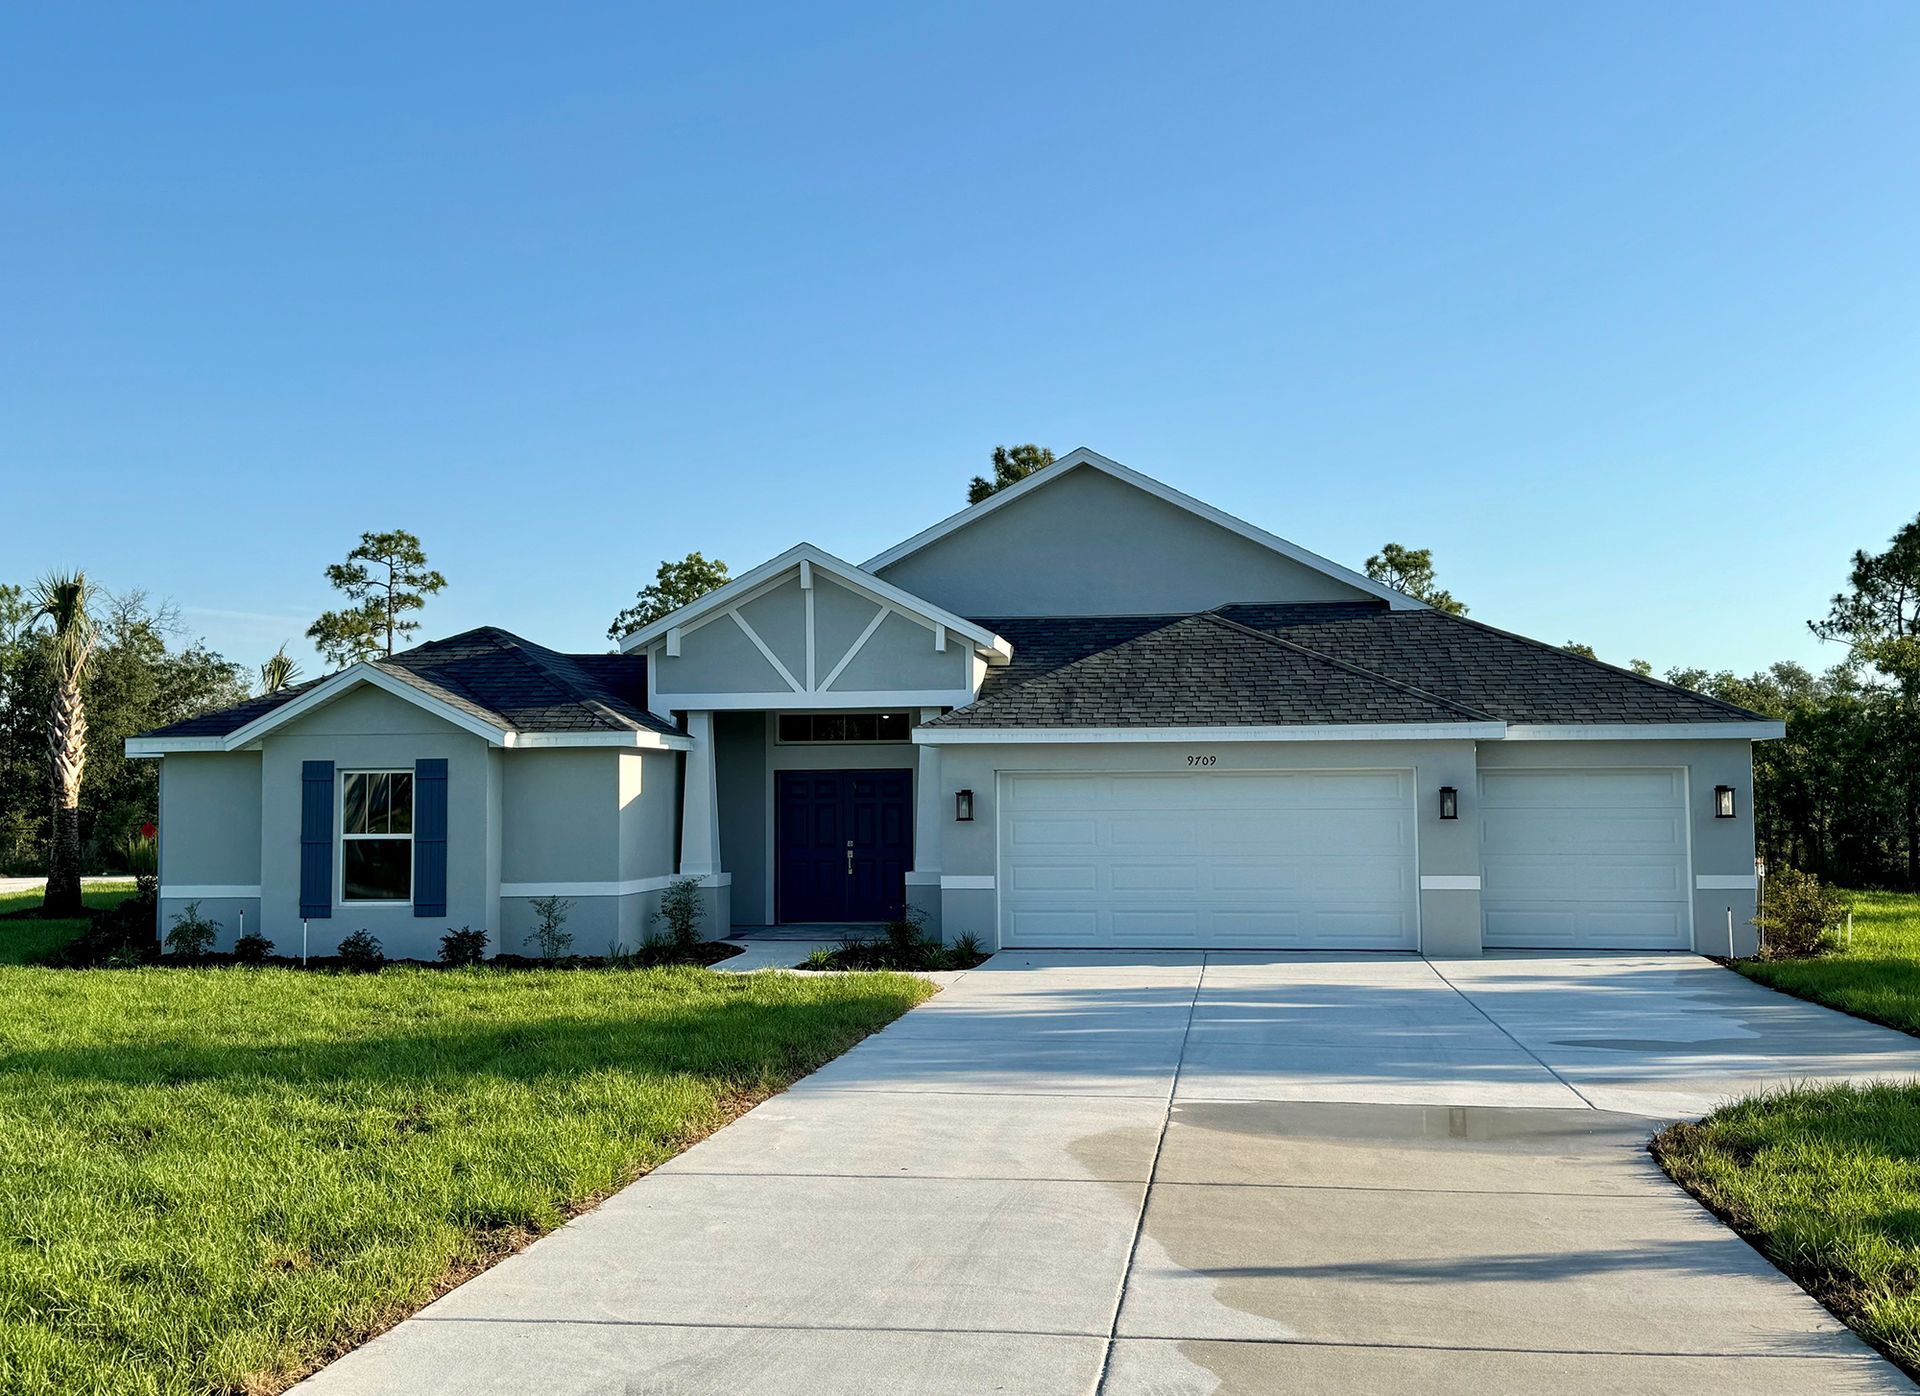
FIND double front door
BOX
[777,769,913,923]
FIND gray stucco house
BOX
[130,449,1782,959]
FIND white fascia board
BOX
[125,736,226,757]
[221,665,512,749]
[1501,722,1786,742]
[860,448,1422,611]
[915,721,1505,746]
[618,542,1011,662]
[509,730,693,751]
[655,688,979,712]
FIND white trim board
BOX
[1696,874,1758,890]
[160,884,261,899]
[656,688,978,713]
[501,873,731,898]
[1419,875,1481,891]
[1503,722,1785,741]
[859,448,1423,611]
[916,722,1506,746]
[940,875,996,890]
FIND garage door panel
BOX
[1005,909,1101,945]
[1111,862,1200,894]
[1000,771,1417,950]
[1005,862,1100,893]
[1480,769,1690,950]
[1210,862,1306,894]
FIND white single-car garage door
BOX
[998,770,1418,949]
[1480,769,1692,949]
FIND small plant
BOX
[120,823,158,877]
[335,929,386,972]
[651,877,705,950]
[232,931,275,965]
[1755,868,1850,960]
[163,901,220,959]
[526,895,575,962]
[950,931,983,961]
[440,926,490,966]
[802,945,836,970]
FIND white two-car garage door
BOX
[1480,769,1692,949]
[998,770,1418,949]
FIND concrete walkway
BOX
[298,952,1920,1394]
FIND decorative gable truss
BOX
[623,544,1011,715]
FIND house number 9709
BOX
[1187,754,1217,766]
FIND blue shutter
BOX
[413,758,448,918]
[300,760,333,919]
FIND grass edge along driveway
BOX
[1657,891,1920,1381]
[0,963,934,1396]
[1655,1081,1920,1380]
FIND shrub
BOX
[335,930,385,972]
[1755,867,1850,960]
[525,896,574,962]
[162,901,220,959]
[232,931,275,965]
[802,945,836,970]
[652,878,705,950]
[951,931,983,961]
[440,926,490,966]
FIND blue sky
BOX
[3,4,1915,681]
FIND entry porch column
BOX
[906,707,945,938]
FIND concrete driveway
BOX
[300,953,1920,1394]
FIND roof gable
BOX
[616,542,1010,661]
[127,628,688,755]
[864,449,1420,614]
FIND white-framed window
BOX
[340,769,414,903]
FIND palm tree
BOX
[33,572,96,917]
[259,644,301,695]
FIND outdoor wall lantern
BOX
[1437,786,1459,820]
[1714,785,1737,819]
[955,789,975,822]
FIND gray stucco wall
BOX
[653,613,789,695]
[1476,738,1759,957]
[257,684,500,960]
[157,750,263,953]
[826,610,967,692]
[874,466,1377,616]
[930,739,1478,953]
[497,746,681,953]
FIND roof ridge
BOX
[492,631,649,732]
[1399,609,1770,722]
[1198,613,1501,722]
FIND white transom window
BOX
[341,770,414,903]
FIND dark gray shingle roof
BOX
[138,628,676,739]
[1219,605,1765,725]
[927,613,1495,730]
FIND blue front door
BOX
[777,769,912,923]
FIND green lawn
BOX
[0,884,136,965]
[1736,889,1920,1034]
[0,964,933,1395]
[1654,889,1920,1377]
[1656,1082,1920,1375]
